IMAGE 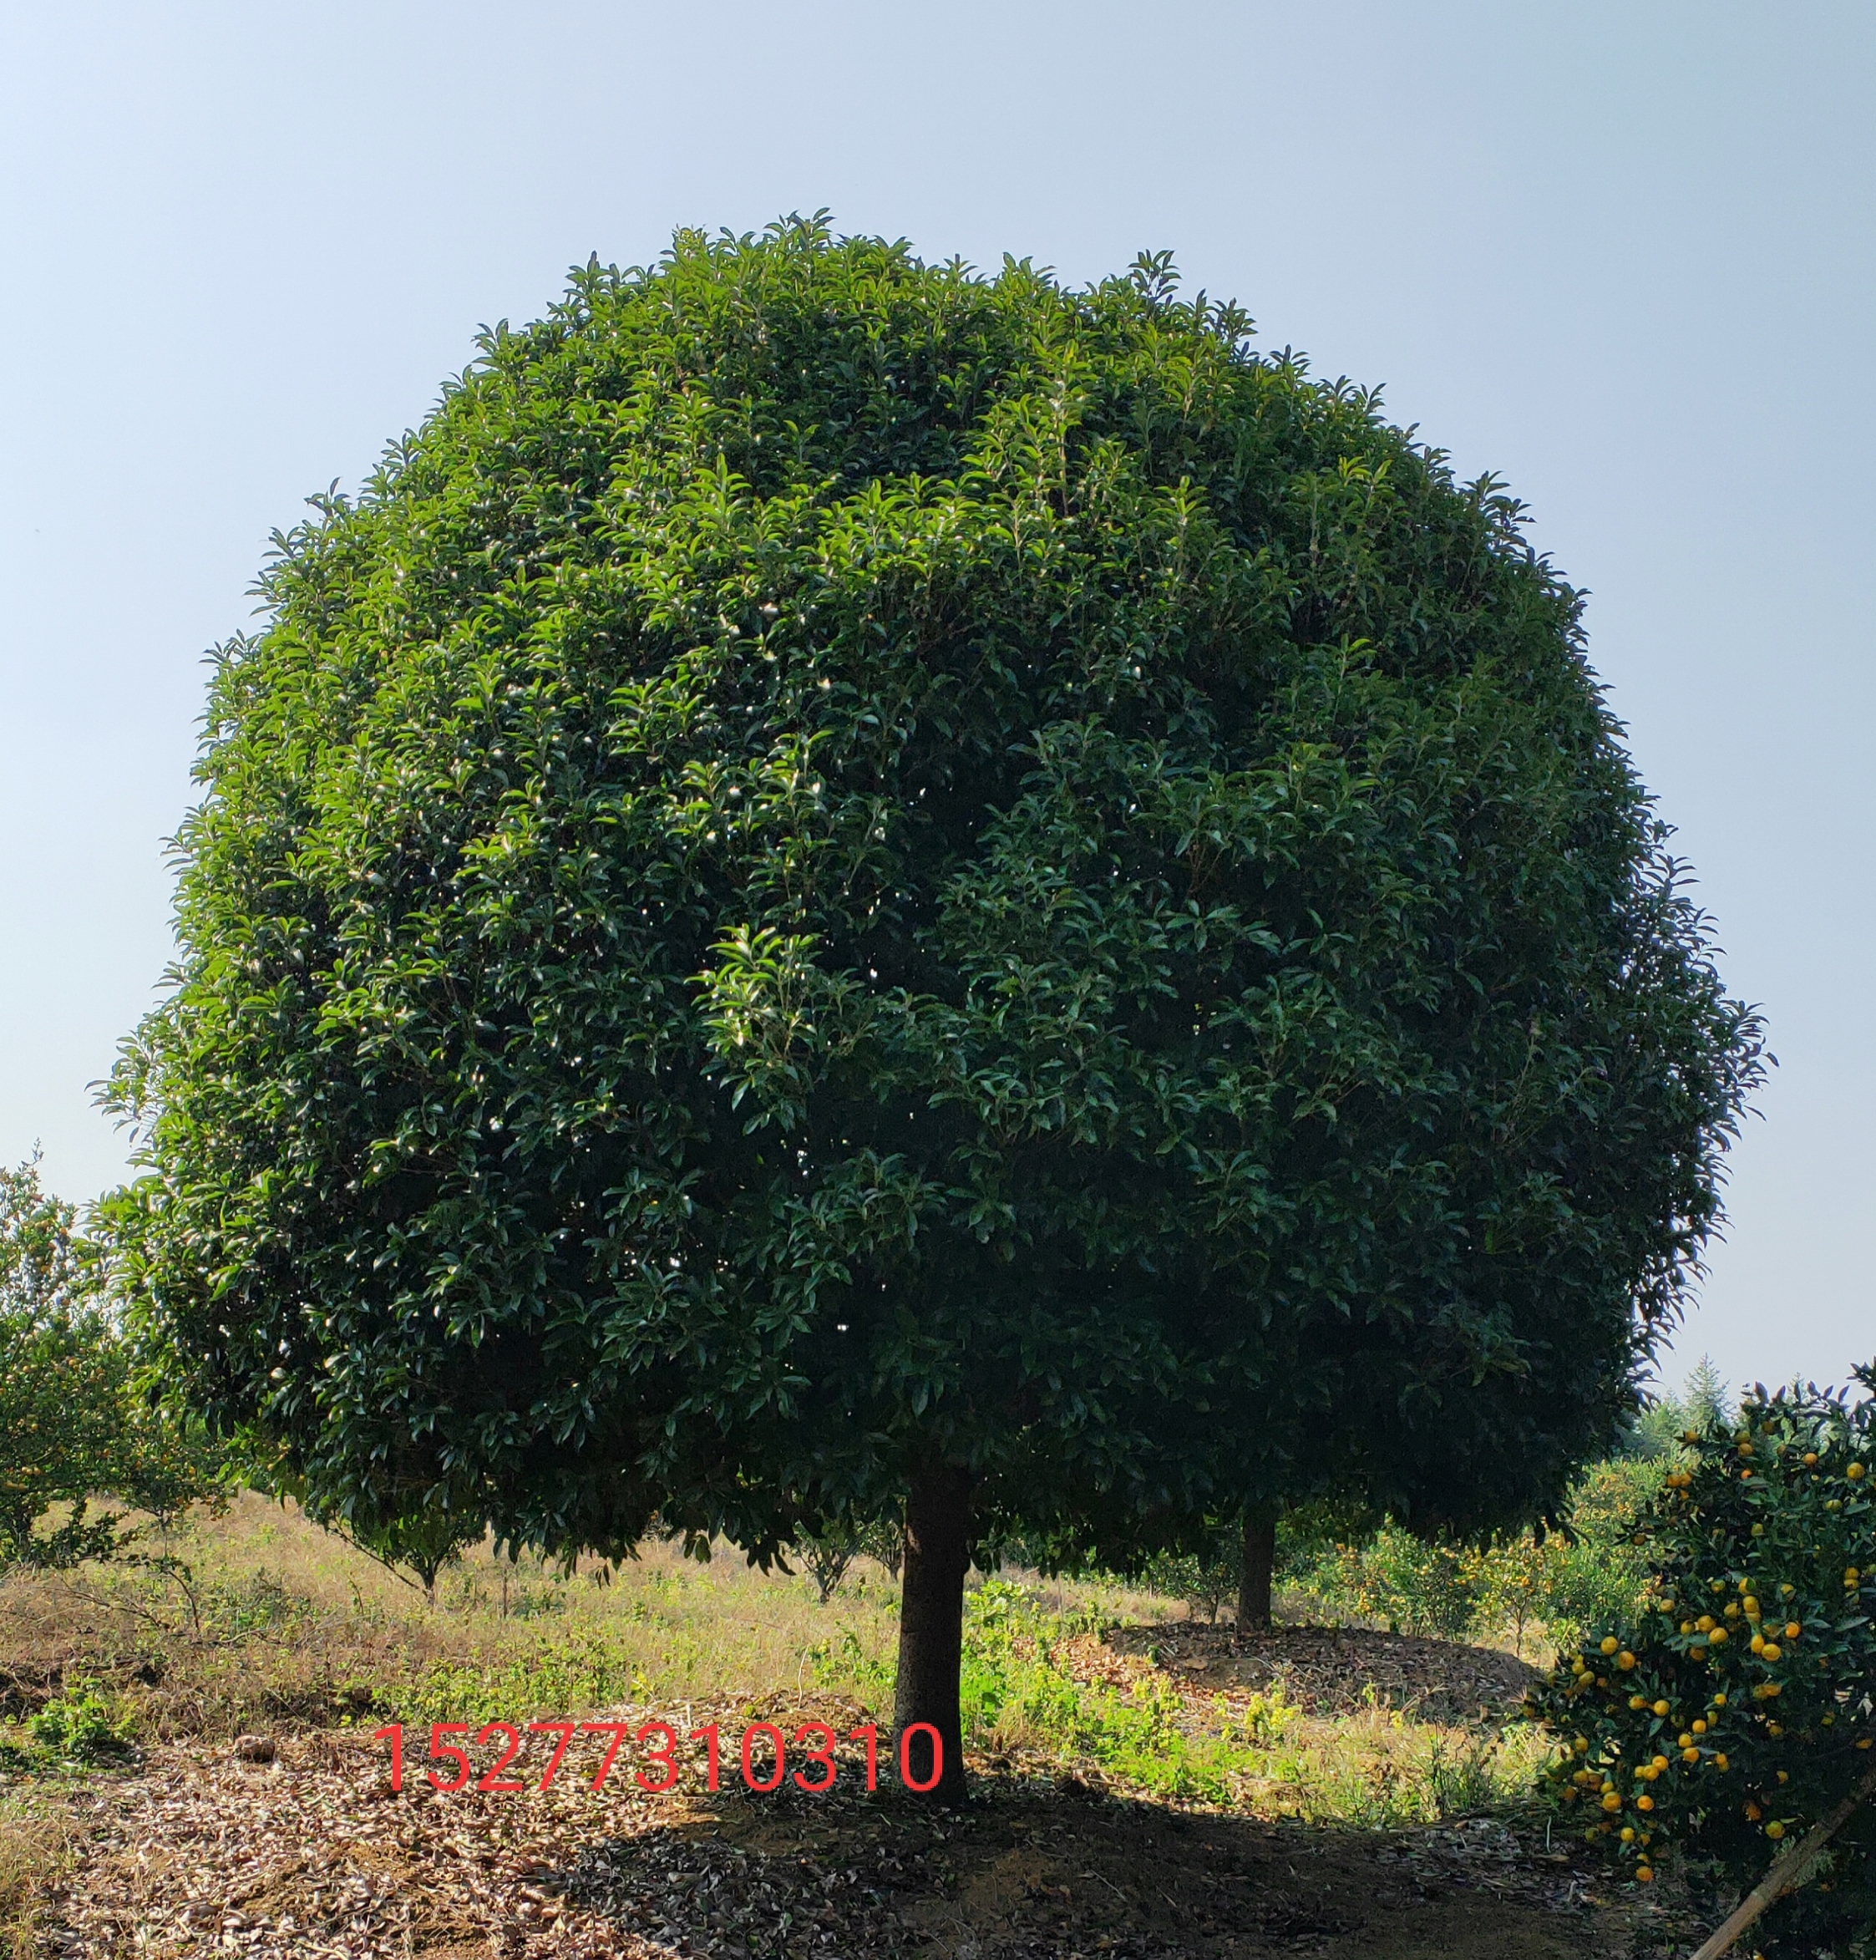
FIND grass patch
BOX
[0,1792,70,1960]
[2,1492,1549,1839]
[961,1579,1546,1824]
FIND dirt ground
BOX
[23,1701,1701,1959]
[1092,1619,1544,1724]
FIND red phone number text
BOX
[370,1719,944,1795]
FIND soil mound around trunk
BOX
[1093,1622,1544,1724]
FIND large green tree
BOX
[105,220,1761,1795]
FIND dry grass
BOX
[0,1490,1177,1747]
[0,1792,70,1960]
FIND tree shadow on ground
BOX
[553,1767,1701,1959]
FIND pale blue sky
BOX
[2,2,1869,1402]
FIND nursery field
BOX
[0,1493,1702,1959]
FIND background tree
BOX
[1,1158,221,1574]
[104,219,1761,1798]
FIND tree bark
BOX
[893,1460,972,1803]
[1239,1507,1276,1634]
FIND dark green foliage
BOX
[104,217,1762,1581]
[0,1160,224,1572]
[1529,1374,1876,1953]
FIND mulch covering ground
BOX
[20,1632,1700,1958]
[1093,1620,1545,1724]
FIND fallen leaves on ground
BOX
[1093,1623,1541,1725]
[9,1635,1701,1958]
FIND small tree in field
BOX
[104,220,1760,1799]
[1,1159,221,1573]
[1529,1374,1876,1956]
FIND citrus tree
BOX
[1,1159,221,1572]
[104,219,1762,1796]
[1529,1374,1876,1955]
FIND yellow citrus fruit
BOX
[1653,1700,1671,1718]
[1786,1622,1802,1639]
[1635,1864,1654,1882]
[1767,1821,1785,1840]
[1600,1636,1620,1656]
[1849,1462,1866,1480]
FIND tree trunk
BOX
[1239,1507,1276,1634]
[893,1460,972,1804]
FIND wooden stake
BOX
[1688,1760,1876,1960]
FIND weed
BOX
[8,1679,134,1768]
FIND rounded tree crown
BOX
[109,218,1762,1560]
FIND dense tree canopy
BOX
[105,219,1761,1778]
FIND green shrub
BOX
[0,1158,226,1577]
[1137,1544,1239,1624]
[1282,1456,1665,1653]
[1,1680,136,1770]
